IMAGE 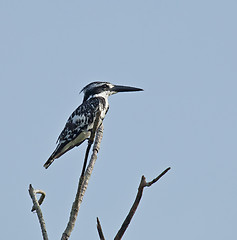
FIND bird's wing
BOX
[44,97,106,168]
[57,97,101,145]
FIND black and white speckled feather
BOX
[44,81,143,169]
[44,97,107,169]
[57,97,106,144]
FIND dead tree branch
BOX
[28,184,48,240]
[97,217,106,240]
[61,121,104,240]
[29,108,170,240]
[113,167,171,240]
[81,111,102,177]
[31,189,46,212]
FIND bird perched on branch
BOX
[44,81,143,169]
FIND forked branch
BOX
[114,167,171,240]
[114,167,170,240]
[96,167,171,240]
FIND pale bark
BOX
[61,124,104,240]
[28,184,48,240]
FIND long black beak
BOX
[111,85,143,93]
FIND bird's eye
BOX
[102,84,108,90]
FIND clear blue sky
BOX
[1,1,236,239]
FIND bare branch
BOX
[145,167,171,187]
[28,184,48,240]
[61,123,104,240]
[97,217,106,240]
[81,111,102,177]
[31,189,46,212]
[114,167,171,240]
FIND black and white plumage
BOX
[44,81,143,169]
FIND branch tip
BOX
[114,167,170,240]
[145,167,171,187]
[28,184,48,240]
[97,217,106,240]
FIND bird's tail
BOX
[43,142,72,169]
[44,155,56,169]
[44,144,62,169]
[44,135,88,169]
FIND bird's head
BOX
[80,81,143,102]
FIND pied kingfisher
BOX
[44,81,143,169]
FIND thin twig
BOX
[31,189,46,212]
[28,184,48,240]
[145,167,171,187]
[61,121,104,240]
[114,167,171,240]
[97,217,106,240]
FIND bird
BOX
[43,81,143,169]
